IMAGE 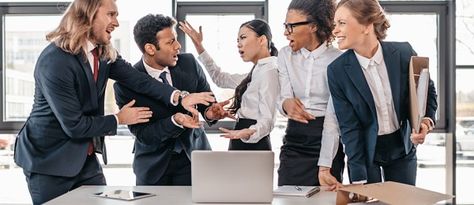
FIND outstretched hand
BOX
[219,127,256,140]
[173,113,201,129]
[205,100,235,120]
[178,20,205,54]
[117,99,153,125]
[181,92,216,117]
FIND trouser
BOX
[364,130,417,185]
[278,118,345,186]
[140,151,192,186]
[228,118,271,150]
[24,154,106,205]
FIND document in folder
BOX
[409,56,430,133]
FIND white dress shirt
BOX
[198,51,280,143]
[85,41,121,125]
[354,42,399,135]
[277,44,342,167]
[85,41,99,75]
[143,59,183,128]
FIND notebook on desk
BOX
[191,150,274,203]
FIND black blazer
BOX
[113,53,212,184]
[14,43,176,177]
[327,41,437,182]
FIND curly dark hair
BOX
[133,14,176,53]
[288,0,336,45]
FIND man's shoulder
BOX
[36,43,80,73]
[39,43,75,60]
[176,53,197,66]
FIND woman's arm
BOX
[180,20,247,89]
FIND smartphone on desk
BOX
[93,190,155,201]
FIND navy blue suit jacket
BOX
[14,43,176,177]
[327,42,437,182]
[113,54,212,184]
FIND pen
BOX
[295,186,302,191]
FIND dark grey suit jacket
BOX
[113,53,212,185]
[14,43,176,177]
[328,41,438,182]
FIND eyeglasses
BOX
[283,21,314,34]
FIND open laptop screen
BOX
[191,151,274,203]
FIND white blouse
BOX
[277,44,342,167]
[198,51,280,143]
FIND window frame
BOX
[381,1,451,132]
[380,0,456,201]
[0,2,70,133]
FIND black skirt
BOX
[228,118,271,150]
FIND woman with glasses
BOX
[179,19,279,150]
[277,0,345,187]
[327,0,437,185]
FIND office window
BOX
[456,1,474,204]
[455,69,474,204]
[383,12,448,195]
[3,15,61,122]
[456,0,474,66]
[0,2,69,132]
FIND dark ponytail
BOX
[228,65,256,114]
[270,42,278,56]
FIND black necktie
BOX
[159,71,182,153]
[159,71,170,85]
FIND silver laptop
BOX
[191,151,274,203]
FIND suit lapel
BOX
[344,50,376,114]
[170,64,183,90]
[75,55,98,108]
[96,59,108,92]
[381,42,401,120]
[136,60,147,74]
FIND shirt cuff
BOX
[317,157,333,168]
[422,117,435,130]
[277,103,289,118]
[114,114,119,125]
[171,90,180,106]
[239,127,259,143]
[352,180,367,184]
[171,114,184,129]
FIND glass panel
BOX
[384,13,446,192]
[183,14,255,102]
[456,69,474,204]
[3,15,62,121]
[456,0,474,65]
[385,14,439,92]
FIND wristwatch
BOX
[178,90,190,105]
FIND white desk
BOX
[44,186,338,205]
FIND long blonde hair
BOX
[46,0,117,62]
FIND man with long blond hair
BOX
[13,0,214,204]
